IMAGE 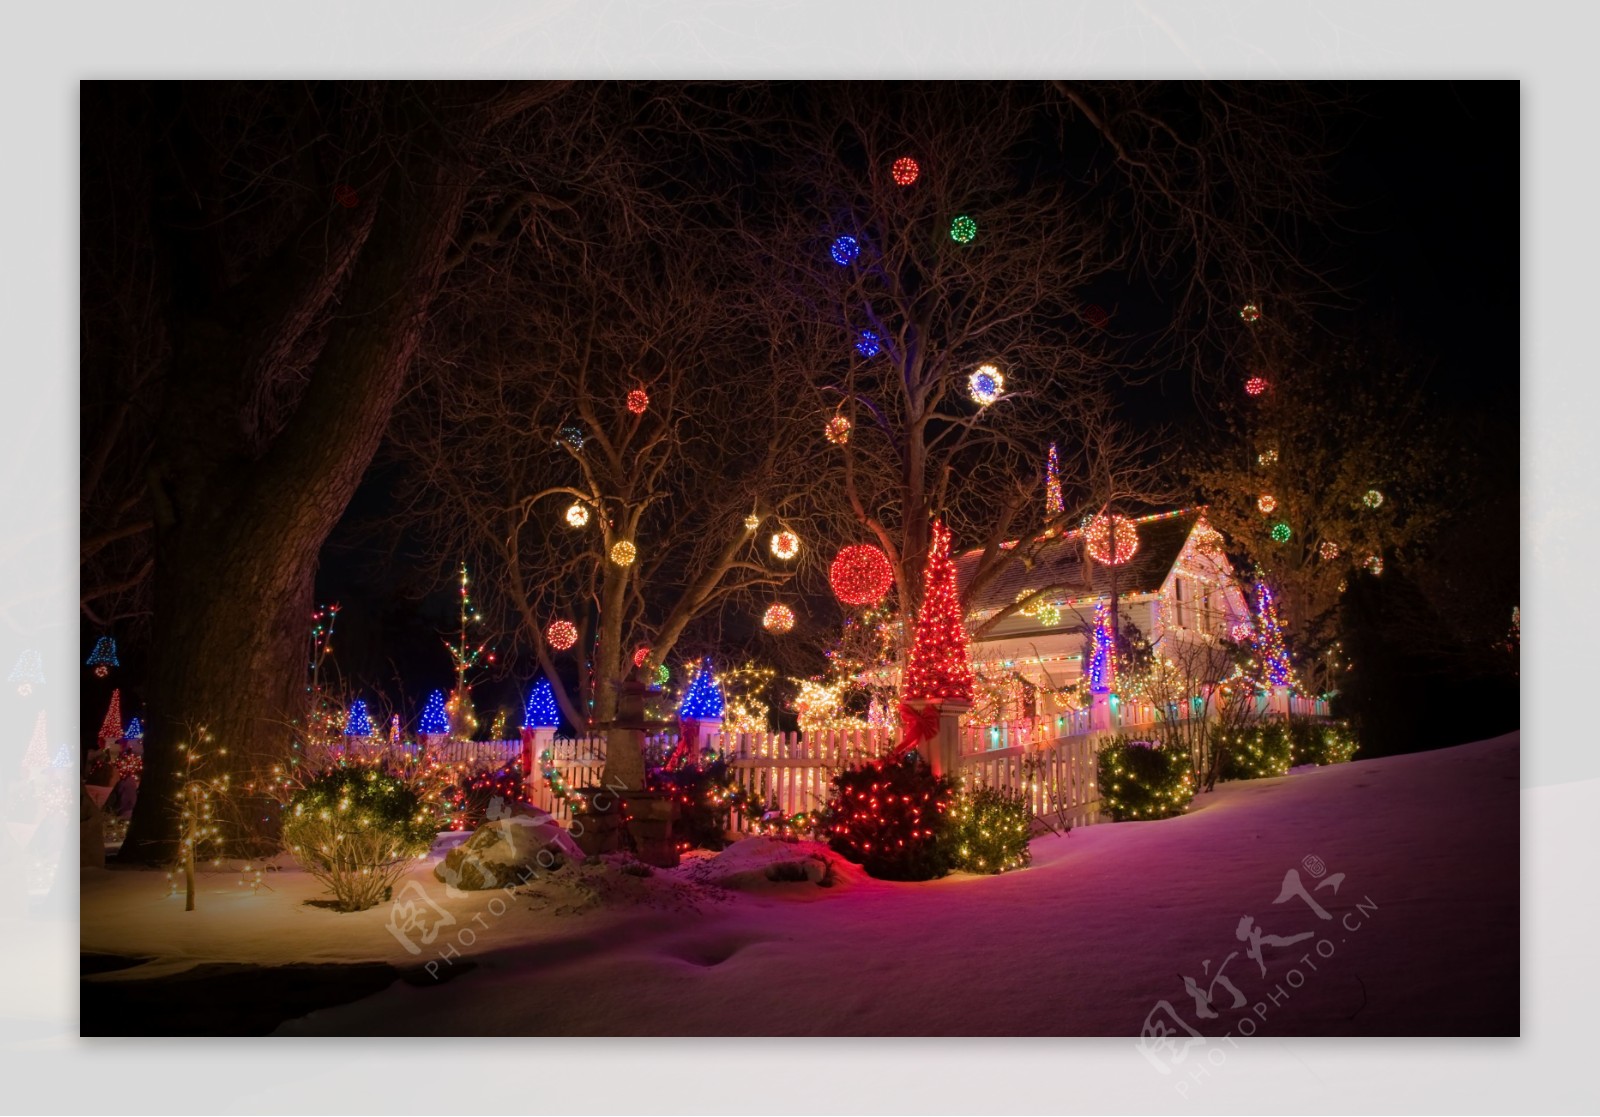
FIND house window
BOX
[1174,577,1186,628]
[1202,588,1213,632]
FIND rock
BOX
[433,814,584,891]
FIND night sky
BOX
[296,81,1519,739]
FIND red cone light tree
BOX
[903,520,974,704]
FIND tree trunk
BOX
[121,108,479,863]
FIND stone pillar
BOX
[902,699,968,778]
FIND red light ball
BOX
[891,156,920,186]
[1245,376,1268,397]
[546,620,578,651]
[626,388,649,415]
[829,544,894,606]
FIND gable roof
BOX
[955,508,1205,615]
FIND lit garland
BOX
[762,603,796,634]
[825,414,852,444]
[949,214,977,244]
[626,388,649,415]
[1245,376,1268,396]
[1257,494,1277,514]
[1271,522,1292,544]
[557,426,584,450]
[770,530,801,560]
[444,564,494,689]
[565,502,590,528]
[8,649,44,695]
[678,660,725,719]
[968,363,1004,406]
[1087,603,1114,693]
[610,540,637,566]
[720,663,777,733]
[546,619,578,651]
[87,636,118,677]
[1085,513,1139,566]
[523,676,560,730]
[1319,540,1340,561]
[829,543,894,606]
[855,330,881,359]
[1046,442,1063,516]
[1365,554,1384,576]
[831,235,860,266]
[891,156,920,186]
[344,700,374,737]
[1240,302,1261,322]
[1252,579,1294,687]
[1363,489,1384,509]
[902,520,974,703]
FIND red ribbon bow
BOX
[895,701,941,759]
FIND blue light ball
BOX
[831,236,860,267]
[855,330,881,359]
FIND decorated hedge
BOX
[283,768,439,911]
[949,784,1032,873]
[1288,718,1359,767]
[824,751,957,880]
[1097,736,1193,822]
[1216,722,1294,781]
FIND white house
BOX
[954,508,1253,720]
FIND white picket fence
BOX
[956,724,1105,829]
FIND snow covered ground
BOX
[80,732,1519,1036]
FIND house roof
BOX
[955,508,1205,615]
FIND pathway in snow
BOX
[82,733,1518,1036]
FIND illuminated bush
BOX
[283,769,439,912]
[1217,723,1294,781]
[644,758,748,851]
[1097,736,1193,822]
[1288,718,1358,766]
[824,751,956,881]
[949,784,1032,873]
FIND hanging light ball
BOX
[626,388,649,415]
[1240,302,1262,322]
[968,364,1005,406]
[610,540,637,566]
[949,214,978,244]
[1258,494,1277,514]
[1084,513,1140,566]
[891,156,921,186]
[564,502,590,528]
[558,426,585,450]
[1365,554,1384,576]
[1245,376,1268,397]
[1230,621,1253,642]
[1271,522,1292,544]
[546,620,578,651]
[632,645,651,668]
[1363,489,1384,509]
[831,235,860,266]
[771,530,801,560]
[762,604,796,634]
[825,414,852,445]
[855,330,882,359]
[1338,579,1349,594]
[743,512,760,531]
[1258,448,1279,466]
[1319,540,1341,561]
[94,665,109,679]
[655,663,671,687]
[1036,602,1061,627]
[829,544,894,606]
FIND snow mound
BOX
[516,853,733,916]
[675,837,862,894]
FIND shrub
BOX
[644,757,748,851]
[1097,735,1193,822]
[824,751,957,880]
[441,761,531,832]
[949,784,1032,873]
[1288,718,1359,766]
[1216,722,1294,780]
[283,768,439,912]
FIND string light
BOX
[891,156,920,186]
[546,619,578,651]
[1245,376,1268,396]
[565,502,590,528]
[1319,540,1340,561]
[656,664,671,687]
[968,364,1004,406]
[829,544,894,606]
[626,388,649,415]
[523,677,560,730]
[825,414,852,444]
[610,540,637,566]
[419,690,450,735]
[1258,448,1279,466]
[1035,602,1061,627]
[1088,603,1114,693]
[344,700,374,737]
[855,330,881,359]
[632,645,651,668]
[950,215,977,244]
[557,426,584,450]
[1046,442,1063,516]
[678,660,725,719]
[762,604,796,634]
[86,637,118,677]
[1240,302,1261,322]
[1085,513,1140,566]
[902,520,974,703]
[831,235,860,266]
[1363,489,1384,509]
[771,530,801,560]
[1258,494,1277,514]
[1365,554,1384,576]
[1271,522,1292,543]
[122,716,143,740]
[1252,579,1294,686]
[95,689,123,744]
